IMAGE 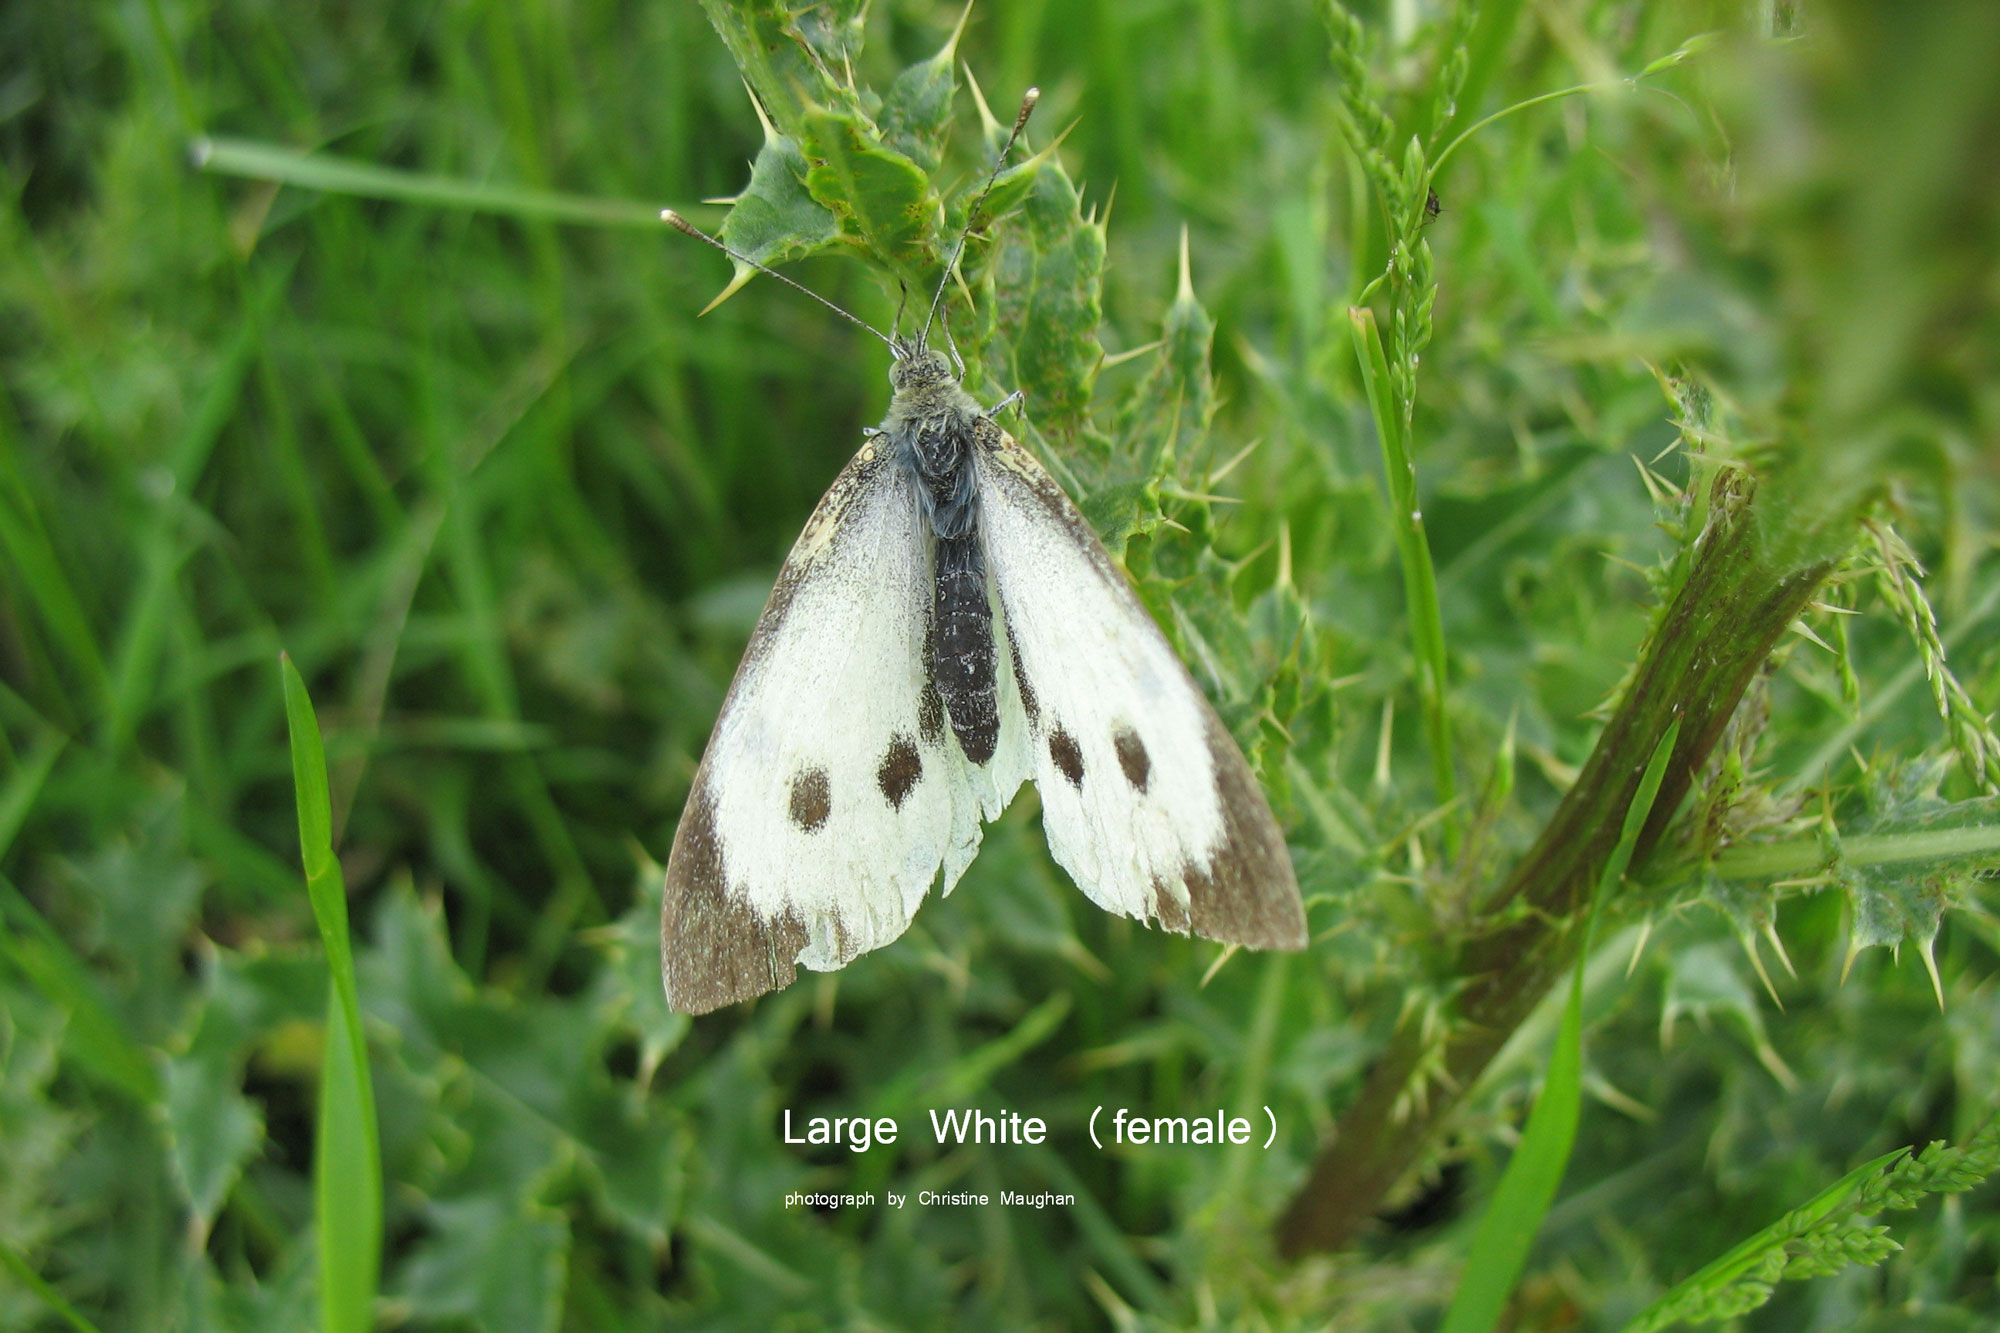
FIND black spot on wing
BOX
[789,767,831,833]
[878,734,922,808]
[1010,637,1039,729]
[661,787,810,1014]
[1048,725,1085,789]
[1114,725,1150,792]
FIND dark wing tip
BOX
[1184,710,1308,951]
[660,788,808,1014]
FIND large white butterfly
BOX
[660,93,1305,1015]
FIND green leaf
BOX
[397,1196,569,1333]
[281,654,382,1333]
[989,156,1106,439]
[61,839,204,1041]
[718,132,841,269]
[695,0,865,141]
[160,1047,264,1234]
[1108,232,1217,529]
[879,5,969,173]
[585,889,691,1088]
[802,107,938,282]
[0,884,158,1104]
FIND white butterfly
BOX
[660,92,1304,1015]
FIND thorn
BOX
[697,267,756,316]
[1919,935,1946,1011]
[940,0,975,62]
[1018,116,1079,174]
[741,79,780,143]
[1200,943,1238,987]
[1209,436,1261,484]
[1755,1036,1799,1091]
[1100,338,1163,371]
[1277,519,1293,589]
[1740,929,1784,1010]
[1631,454,1673,505]
[963,63,1000,139]
[1177,224,1195,304]
[1373,698,1395,794]
[1584,1071,1658,1122]
[1762,919,1797,979]
[1626,916,1654,977]
[1840,932,1866,984]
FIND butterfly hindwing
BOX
[975,420,1306,951]
[662,438,1028,1014]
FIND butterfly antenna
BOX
[919,86,1040,351]
[891,281,910,342]
[661,210,897,352]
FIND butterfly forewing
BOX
[662,439,1028,1014]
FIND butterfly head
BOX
[888,345,957,394]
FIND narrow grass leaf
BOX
[1440,722,1680,1333]
[0,429,111,708]
[1349,305,1454,810]
[192,137,669,227]
[0,729,62,863]
[0,878,160,1103]
[0,1242,106,1333]
[281,654,382,1333]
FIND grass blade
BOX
[282,653,382,1333]
[1439,722,1682,1333]
[191,136,672,229]
[1,877,160,1105]
[0,1242,106,1333]
[1349,305,1455,813]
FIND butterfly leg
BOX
[985,390,1023,419]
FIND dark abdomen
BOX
[931,530,998,764]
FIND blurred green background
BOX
[3,0,1997,1328]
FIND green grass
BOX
[281,655,381,1333]
[1440,722,1679,1333]
[3,0,1999,1329]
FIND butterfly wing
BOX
[662,438,1029,1014]
[975,420,1306,950]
